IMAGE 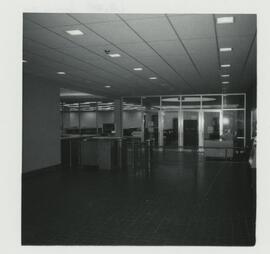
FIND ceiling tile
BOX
[23,19,42,31]
[50,25,109,47]
[168,14,215,39]
[57,46,103,62]
[149,40,187,57]
[215,14,256,37]
[87,20,142,44]
[24,13,79,27]
[24,28,76,48]
[115,42,157,58]
[70,13,120,24]
[182,38,218,56]
[126,16,178,42]
[119,14,164,20]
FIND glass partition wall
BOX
[60,93,246,149]
[60,99,115,136]
[122,93,246,150]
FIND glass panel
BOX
[223,110,245,138]
[96,99,115,136]
[183,111,199,147]
[80,102,97,135]
[142,96,160,111]
[202,95,221,109]
[79,101,97,112]
[181,96,201,109]
[204,111,220,141]
[163,111,178,147]
[251,109,257,138]
[122,97,143,137]
[223,94,245,109]
[161,96,180,110]
[123,97,142,110]
[60,102,80,134]
[123,111,143,136]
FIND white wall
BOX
[97,111,114,128]
[80,112,96,128]
[22,75,61,173]
[163,111,178,130]
[123,111,142,129]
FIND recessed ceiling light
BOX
[220,47,232,52]
[108,53,121,58]
[66,29,84,36]
[133,67,143,71]
[222,81,230,84]
[23,59,27,63]
[57,71,66,75]
[221,64,231,68]
[217,17,234,24]
[105,85,111,88]
[149,77,157,80]
[221,74,230,78]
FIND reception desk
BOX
[204,139,234,159]
[80,136,126,170]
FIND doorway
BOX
[183,111,199,148]
[163,111,179,148]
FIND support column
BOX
[114,99,123,137]
[178,110,183,150]
[198,110,204,152]
[158,110,164,148]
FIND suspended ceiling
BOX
[23,13,256,98]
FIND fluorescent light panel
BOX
[149,77,157,80]
[222,81,230,84]
[66,29,84,35]
[221,64,231,68]
[217,17,234,24]
[105,85,111,88]
[133,67,143,71]
[108,53,121,58]
[221,74,230,78]
[57,71,66,75]
[220,47,232,52]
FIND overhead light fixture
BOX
[222,81,230,84]
[66,29,84,36]
[108,53,121,58]
[221,74,230,78]
[217,17,234,24]
[220,47,232,52]
[149,77,157,80]
[221,64,231,68]
[57,71,66,75]
[105,85,111,88]
[23,59,27,63]
[133,67,143,71]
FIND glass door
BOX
[182,111,199,148]
[163,111,179,148]
[203,111,221,142]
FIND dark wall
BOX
[22,75,61,173]
[246,82,257,146]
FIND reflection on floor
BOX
[22,151,256,245]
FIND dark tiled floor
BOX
[22,151,256,245]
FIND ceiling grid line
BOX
[67,13,182,92]
[212,14,223,90]
[165,14,204,80]
[24,17,158,94]
[23,48,134,94]
[240,32,257,84]
[116,14,196,91]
